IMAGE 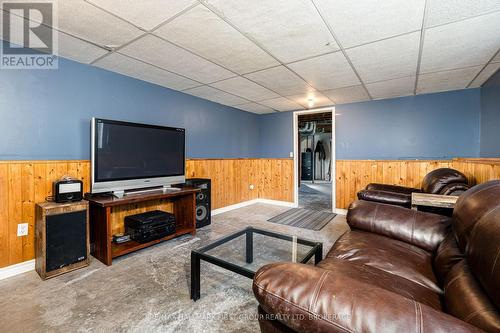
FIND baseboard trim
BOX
[334,208,348,215]
[211,199,260,216]
[256,198,298,207]
[0,259,35,281]
[211,198,297,216]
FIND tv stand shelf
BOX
[85,188,199,265]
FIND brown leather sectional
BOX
[357,168,471,208]
[253,180,500,332]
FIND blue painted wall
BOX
[259,89,482,159]
[0,56,260,160]
[480,69,500,157]
[0,50,487,161]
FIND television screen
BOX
[94,119,185,183]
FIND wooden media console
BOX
[86,188,199,265]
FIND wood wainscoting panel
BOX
[1,157,497,268]
[0,158,293,268]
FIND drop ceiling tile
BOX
[469,63,500,87]
[202,0,339,63]
[322,85,370,104]
[286,91,334,108]
[244,66,312,96]
[210,76,280,101]
[57,32,109,64]
[23,0,144,48]
[0,14,108,64]
[287,52,360,90]
[94,53,200,90]
[155,5,278,74]
[347,32,420,83]
[315,0,425,48]
[366,76,416,100]
[416,66,482,94]
[119,35,235,84]
[87,0,197,31]
[183,86,249,106]
[235,102,275,114]
[426,0,500,27]
[420,12,500,74]
[259,97,302,112]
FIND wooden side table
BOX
[411,193,459,210]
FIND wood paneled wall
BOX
[1,157,498,268]
[0,159,293,268]
[335,159,500,209]
[186,159,294,209]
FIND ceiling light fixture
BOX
[307,97,315,108]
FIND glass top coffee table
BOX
[190,226,323,300]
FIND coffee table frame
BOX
[191,226,323,301]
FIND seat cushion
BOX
[327,230,441,293]
[318,257,442,310]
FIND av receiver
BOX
[125,210,176,243]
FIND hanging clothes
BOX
[314,141,326,180]
[315,141,326,160]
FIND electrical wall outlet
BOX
[249,184,255,190]
[17,223,28,237]
[289,152,293,158]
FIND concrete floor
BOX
[0,203,349,333]
[299,181,332,211]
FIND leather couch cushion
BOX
[453,180,500,252]
[440,182,470,195]
[318,257,442,310]
[434,232,463,284]
[366,183,420,195]
[348,200,451,251]
[466,190,500,309]
[422,168,468,194]
[357,189,411,207]
[444,260,500,333]
[258,306,295,333]
[327,230,441,293]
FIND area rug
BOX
[267,208,336,231]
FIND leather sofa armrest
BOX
[439,182,470,195]
[347,200,451,251]
[357,189,412,207]
[253,263,481,333]
[366,183,421,194]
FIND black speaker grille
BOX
[46,210,87,272]
[185,178,211,228]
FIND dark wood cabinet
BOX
[86,188,199,265]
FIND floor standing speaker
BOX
[35,201,89,280]
[185,178,211,228]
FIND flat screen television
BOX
[91,118,185,195]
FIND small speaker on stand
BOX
[35,201,89,280]
[185,178,211,229]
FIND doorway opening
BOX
[293,108,335,212]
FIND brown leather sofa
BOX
[357,168,470,208]
[253,180,500,333]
